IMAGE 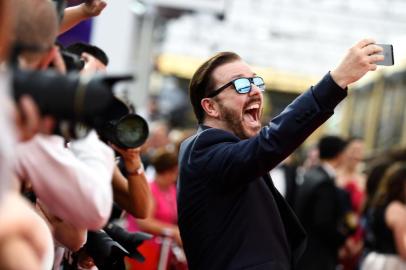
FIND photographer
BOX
[62,41,154,270]
[0,1,54,269]
[65,41,152,218]
[13,0,115,242]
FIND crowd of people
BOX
[0,0,406,270]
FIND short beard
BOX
[218,102,249,140]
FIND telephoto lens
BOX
[12,68,141,140]
[13,68,114,121]
[96,97,149,148]
[102,114,149,149]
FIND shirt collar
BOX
[321,161,336,179]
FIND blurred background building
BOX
[63,0,406,156]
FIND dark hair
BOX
[318,135,348,160]
[66,42,109,66]
[371,162,406,208]
[189,52,241,123]
[150,147,178,174]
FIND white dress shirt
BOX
[270,166,287,197]
[15,131,115,230]
[0,70,16,201]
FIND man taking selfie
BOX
[177,39,384,270]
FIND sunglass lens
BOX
[253,77,265,90]
[234,78,251,93]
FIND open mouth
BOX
[244,104,260,124]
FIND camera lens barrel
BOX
[114,114,149,148]
[100,114,149,149]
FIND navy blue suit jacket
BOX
[177,73,347,270]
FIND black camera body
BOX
[85,230,128,270]
[85,224,152,270]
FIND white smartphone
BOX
[375,44,394,66]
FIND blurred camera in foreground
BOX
[12,68,149,146]
[85,224,152,270]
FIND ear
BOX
[36,46,57,70]
[201,98,220,118]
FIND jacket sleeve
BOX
[14,131,114,230]
[188,73,346,186]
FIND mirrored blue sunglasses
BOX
[206,76,265,98]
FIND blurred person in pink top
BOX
[127,147,187,270]
[137,147,181,244]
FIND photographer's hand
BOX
[331,38,384,89]
[112,145,143,173]
[137,218,183,247]
[111,145,152,219]
[82,0,107,18]
[60,0,107,34]
[37,46,66,74]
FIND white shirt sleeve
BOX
[15,131,115,230]
[0,70,16,202]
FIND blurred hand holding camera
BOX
[82,0,107,18]
[111,144,143,173]
[111,146,152,219]
[38,46,67,73]
[60,0,107,34]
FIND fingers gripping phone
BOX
[375,44,394,66]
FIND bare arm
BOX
[136,201,182,246]
[112,146,152,219]
[0,236,42,270]
[0,192,54,270]
[60,0,107,34]
[112,165,152,219]
[386,201,406,259]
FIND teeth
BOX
[246,104,260,110]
